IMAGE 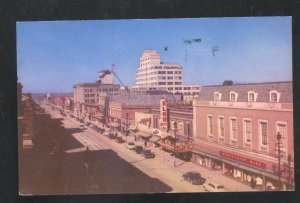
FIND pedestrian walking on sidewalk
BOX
[144,141,147,148]
[251,175,257,189]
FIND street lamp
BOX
[173,121,177,167]
[275,132,282,185]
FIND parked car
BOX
[142,149,155,158]
[103,132,109,137]
[84,122,91,127]
[79,125,85,130]
[96,127,105,133]
[108,133,116,139]
[115,137,125,143]
[126,142,135,150]
[134,145,143,154]
[203,181,228,192]
[182,171,206,185]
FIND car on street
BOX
[96,127,105,133]
[182,171,206,185]
[142,149,155,158]
[203,181,228,192]
[134,145,143,154]
[79,125,86,130]
[115,137,125,143]
[108,133,117,139]
[126,142,135,150]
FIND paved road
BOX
[42,104,257,194]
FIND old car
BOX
[203,181,228,192]
[134,145,143,154]
[182,171,206,185]
[115,137,125,143]
[142,149,155,158]
[126,142,135,150]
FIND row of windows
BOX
[206,115,288,153]
[151,66,181,70]
[157,71,182,74]
[214,90,281,102]
[85,99,98,103]
[84,89,95,92]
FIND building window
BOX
[207,115,213,138]
[230,91,238,101]
[218,117,225,142]
[248,91,257,102]
[214,92,222,101]
[158,82,166,85]
[269,90,281,102]
[276,122,288,155]
[230,118,237,144]
[244,119,252,146]
[259,121,268,150]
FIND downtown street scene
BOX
[17,17,294,195]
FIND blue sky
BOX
[17,17,292,93]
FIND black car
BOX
[134,145,143,154]
[97,128,105,133]
[182,171,206,185]
[142,149,155,158]
[108,133,116,139]
[115,137,125,143]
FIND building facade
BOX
[130,50,201,102]
[73,70,121,117]
[192,81,293,190]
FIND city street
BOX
[39,104,257,194]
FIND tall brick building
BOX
[192,81,293,190]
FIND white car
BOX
[126,142,135,150]
[203,181,228,192]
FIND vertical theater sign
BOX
[160,99,168,129]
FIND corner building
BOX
[192,81,293,190]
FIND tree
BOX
[223,80,233,86]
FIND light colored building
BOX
[73,70,121,117]
[192,81,293,191]
[130,50,201,102]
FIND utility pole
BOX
[287,154,292,190]
[275,132,283,188]
[173,121,177,167]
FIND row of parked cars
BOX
[181,171,228,192]
[125,142,155,158]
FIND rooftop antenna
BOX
[112,64,115,84]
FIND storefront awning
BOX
[193,149,290,183]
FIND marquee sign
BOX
[220,151,266,169]
[160,99,168,128]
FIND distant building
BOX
[73,70,121,117]
[130,50,201,102]
[192,81,293,190]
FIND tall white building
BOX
[131,50,201,101]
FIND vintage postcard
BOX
[17,17,293,195]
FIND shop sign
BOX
[220,151,266,169]
[160,99,168,128]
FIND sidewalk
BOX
[133,138,259,192]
